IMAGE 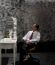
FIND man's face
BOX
[32,24,37,31]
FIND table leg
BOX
[13,45,16,65]
[0,49,1,65]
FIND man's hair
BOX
[35,24,39,30]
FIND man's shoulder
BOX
[37,31,40,35]
[28,31,33,33]
[35,31,40,35]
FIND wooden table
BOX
[0,38,17,65]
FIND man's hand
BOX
[29,47,36,52]
[26,39,32,45]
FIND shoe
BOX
[23,54,30,61]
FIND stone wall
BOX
[0,0,55,41]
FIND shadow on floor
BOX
[15,56,40,65]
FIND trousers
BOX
[17,40,36,62]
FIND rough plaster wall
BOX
[0,0,17,38]
[18,0,55,41]
[0,0,55,41]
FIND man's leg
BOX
[17,40,27,63]
[23,44,36,61]
[23,44,32,61]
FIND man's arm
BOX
[22,31,30,41]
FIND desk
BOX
[0,38,17,65]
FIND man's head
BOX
[32,24,39,31]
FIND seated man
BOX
[17,23,40,63]
[23,24,40,60]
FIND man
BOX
[23,24,40,44]
[17,23,40,64]
[23,24,40,60]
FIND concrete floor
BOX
[1,53,55,65]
